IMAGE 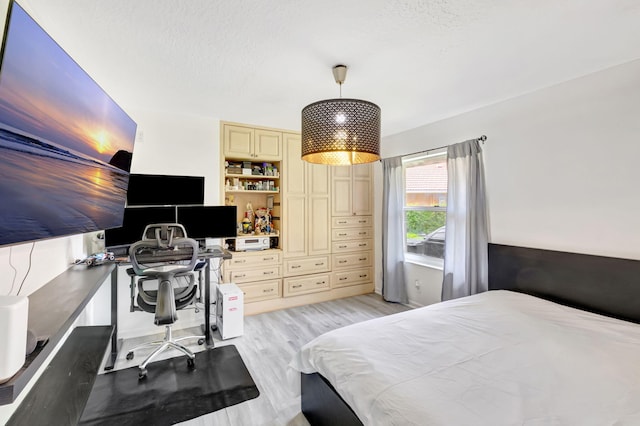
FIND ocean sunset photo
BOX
[0,3,137,246]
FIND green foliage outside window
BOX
[406,210,446,237]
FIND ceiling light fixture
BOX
[301,65,381,165]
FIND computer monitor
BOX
[126,174,205,206]
[104,206,177,250]
[176,206,237,241]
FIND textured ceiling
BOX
[18,0,640,136]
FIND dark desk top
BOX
[0,263,115,405]
[115,245,232,264]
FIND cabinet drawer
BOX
[331,267,372,288]
[226,251,281,268]
[284,256,330,276]
[224,265,282,283]
[332,228,373,241]
[238,280,281,303]
[283,274,330,297]
[332,251,372,269]
[332,216,372,228]
[332,240,372,253]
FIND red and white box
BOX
[216,283,244,339]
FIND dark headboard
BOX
[488,243,640,324]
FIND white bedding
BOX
[290,290,640,425]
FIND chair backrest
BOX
[129,223,199,276]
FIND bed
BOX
[290,243,640,425]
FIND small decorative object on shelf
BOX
[74,251,115,267]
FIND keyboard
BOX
[199,247,224,257]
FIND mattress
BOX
[290,290,640,425]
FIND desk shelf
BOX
[0,264,115,406]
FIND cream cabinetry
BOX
[284,273,331,296]
[222,250,282,303]
[282,133,331,260]
[330,163,374,291]
[331,164,373,216]
[223,123,282,161]
[221,121,374,316]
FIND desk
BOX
[105,246,231,370]
[0,264,115,405]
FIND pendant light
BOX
[301,65,381,165]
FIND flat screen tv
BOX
[104,206,177,249]
[0,1,137,246]
[177,206,238,240]
[126,174,205,206]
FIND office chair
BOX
[126,223,205,379]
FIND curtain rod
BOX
[383,134,487,161]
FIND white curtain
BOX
[441,139,488,301]
[382,157,408,303]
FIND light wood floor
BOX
[111,293,411,425]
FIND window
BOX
[403,151,447,261]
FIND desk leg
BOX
[105,267,119,370]
[204,258,215,347]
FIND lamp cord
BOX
[16,242,35,296]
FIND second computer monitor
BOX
[177,206,238,240]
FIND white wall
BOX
[128,108,222,205]
[378,58,640,306]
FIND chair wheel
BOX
[187,358,195,370]
[126,351,134,360]
[138,368,147,380]
[197,338,205,345]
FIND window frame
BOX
[402,150,447,268]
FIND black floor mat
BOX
[79,345,259,425]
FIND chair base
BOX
[126,325,204,379]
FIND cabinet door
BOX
[353,174,373,216]
[308,163,331,254]
[283,133,307,258]
[283,133,306,195]
[224,124,254,159]
[309,196,331,254]
[283,195,307,257]
[331,177,352,216]
[255,129,282,160]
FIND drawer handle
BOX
[358,220,366,223]
[339,277,348,281]
[263,271,274,275]
[359,274,368,278]
[292,284,302,289]
[338,245,347,249]
[338,233,347,237]
[291,265,301,269]
[358,243,367,247]
[236,273,246,278]
[338,260,347,264]
[315,262,324,266]
[316,281,325,285]
[337,220,347,224]
[263,288,274,293]
[359,258,367,261]
[263,257,275,261]
[359,232,366,235]
[237,259,246,263]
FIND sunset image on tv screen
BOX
[0,2,137,246]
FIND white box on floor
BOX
[216,283,244,339]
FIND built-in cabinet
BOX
[221,121,374,315]
[223,124,282,161]
[331,164,373,216]
[330,165,374,291]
